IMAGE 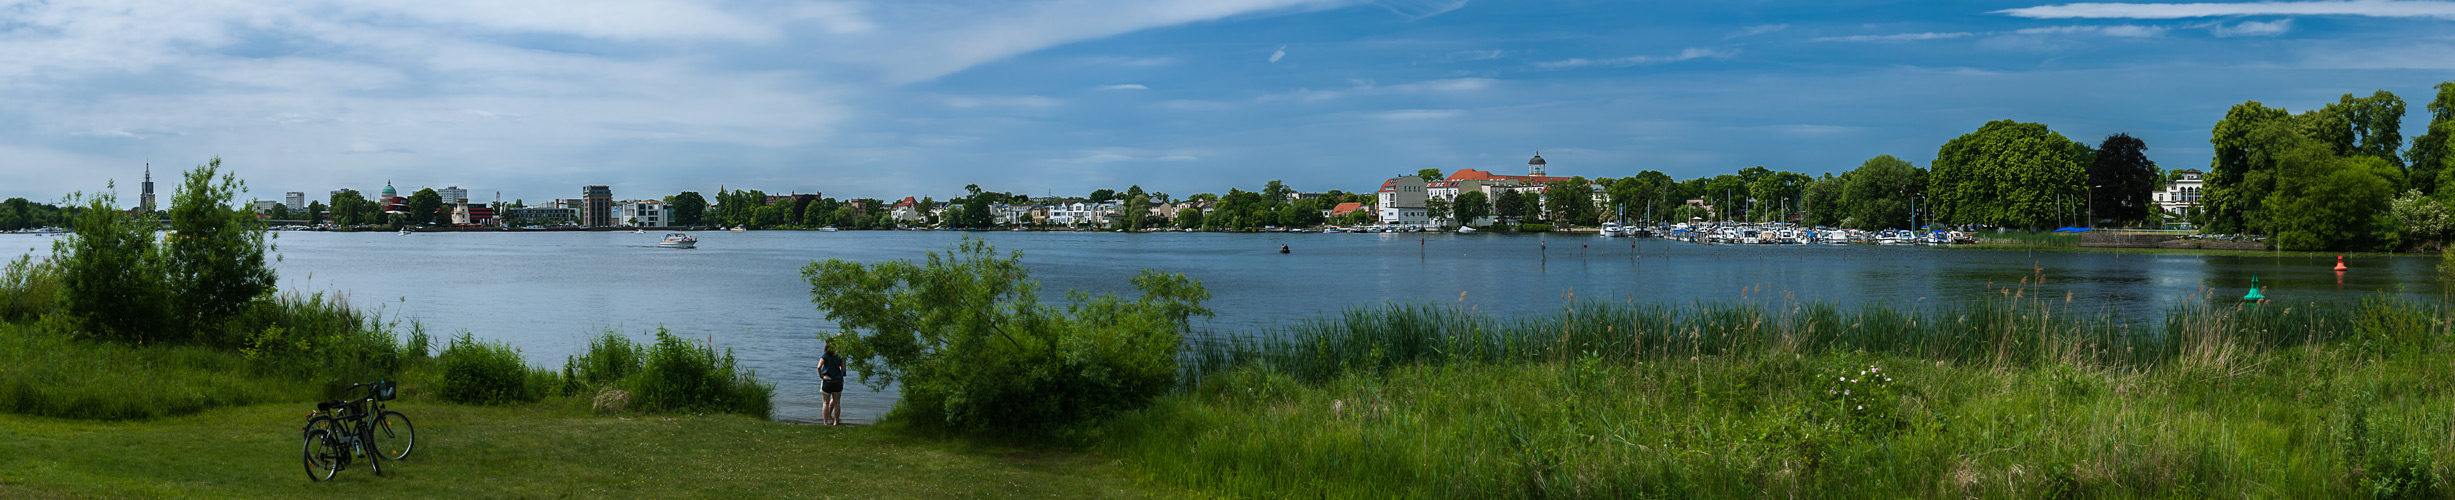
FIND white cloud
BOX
[1444,49,1505,62]
[1097,84,1151,90]
[1811,32,1977,43]
[2011,25,2169,37]
[1533,48,1736,69]
[1998,1,2455,19]
[1388,78,1496,92]
[1155,155,1200,161]
[1371,0,1470,19]
[1727,24,1790,38]
[942,95,1062,109]
[1271,45,1289,63]
[2195,19,2296,37]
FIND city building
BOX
[252,200,284,213]
[284,192,305,210]
[2155,169,2204,230]
[622,201,669,227]
[581,186,613,227]
[1420,153,1566,226]
[1376,176,1428,226]
[890,197,923,222]
[140,164,156,213]
[505,206,579,226]
[437,186,469,206]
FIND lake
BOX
[2,230,2438,423]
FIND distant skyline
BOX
[3,0,2453,205]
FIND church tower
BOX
[1528,152,1547,177]
[141,163,156,212]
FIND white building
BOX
[252,200,285,213]
[1048,202,1116,227]
[621,201,668,227]
[284,192,305,210]
[2154,169,2204,229]
[1377,176,1429,226]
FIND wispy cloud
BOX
[941,95,1061,109]
[2012,24,2169,37]
[1533,48,1735,69]
[1270,45,1289,63]
[2193,19,2296,37]
[1371,0,1470,19]
[1443,49,1506,62]
[1096,84,1150,90]
[1727,24,1790,39]
[1998,1,2455,19]
[1812,32,1977,43]
[870,0,1344,83]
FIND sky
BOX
[2,0,2452,206]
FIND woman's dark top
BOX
[821,352,847,392]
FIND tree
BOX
[1088,189,1118,204]
[1174,205,1203,228]
[2410,82,2455,198]
[54,188,169,343]
[163,157,278,342]
[306,200,327,224]
[267,203,290,220]
[670,191,708,226]
[2269,150,2401,251]
[1261,180,1293,207]
[1454,191,1490,227]
[801,237,1209,436]
[327,190,366,227]
[1843,155,1925,230]
[1929,120,2092,228]
[1802,173,1849,227]
[1493,189,1525,224]
[1543,179,1598,226]
[1416,168,1445,182]
[2391,190,2453,248]
[1426,197,1452,227]
[2206,101,2296,233]
[405,188,443,226]
[1748,171,1813,222]
[1121,186,1150,231]
[2088,134,2159,227]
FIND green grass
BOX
[0,401,1170,499]
[1131,292,2455,498]
[0,320,316,420]
[1972,231,2083,247]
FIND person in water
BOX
[1279,244,1290,254]
[817,343,847,425]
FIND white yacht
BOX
[658,233,698,249]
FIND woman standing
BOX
[817,343,847,425]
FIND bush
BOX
[438,332,540,405]
[53,190,171,343]
[631,328,771,417]
[803,237,1207,439]
[0,255,60,323]
[562,330,642,393]
[1516,223,1554,232]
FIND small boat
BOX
[658,233,698,249]
[729,226,746,233]
[398,228,412,236]
[818,227,840,232]
[1457,226,1478,233]
[633,229,645,234]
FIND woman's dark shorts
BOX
[824,378,845,394]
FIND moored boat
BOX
[658,233,698,249]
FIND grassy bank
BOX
[0,402,1165,499]
[1117,290,2455,497]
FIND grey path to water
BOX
[2,231,2438,423]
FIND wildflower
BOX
[1856,405,1863,410]
[1843,389,1850,395]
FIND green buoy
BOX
[2243,274,2265,301]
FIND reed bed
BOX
[1126,278,2454,498]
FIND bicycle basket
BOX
[374,380,396,402]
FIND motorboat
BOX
[818,227,840,232]
[658,233,698,249]
[398,228,412,236]
[729,226,747,232]
[1457,226,1478,233]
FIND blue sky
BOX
[2,0,2452,205]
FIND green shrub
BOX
[438,332,539,405]
[804,237,1206,440]
[0,319,306,420]
[630,328,771,417]
[53,190,170,343]
[562,330,643,394]
[0,255,60,323]
[1516,223,1554,232]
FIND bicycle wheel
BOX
[303,429,341,482]
[371,411,415,460]
[359,425,383,477]
[305,416,340,440]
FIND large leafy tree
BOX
[1748,171,1813,222]
[2267,141,2402,250]
[669,191,707,226]
[1801,172,1849,227]
[1543,178,1598,225]
[1493,189,1527,224]
[1260,180,1293,208]
[2410,82,2455,198]
[1121,185,1150,230]
[405,188,443,226]
[305,200,327,224]
[1929,120,2092,229]
[54,188,169,342]
[1454,190,1490,226]
[2088,134,2159,227]
[2206,101,2295,233]
[1416,168,1445,182]
[1842,155,1924,230]
[327,189,367,226]
[163,157,277,339]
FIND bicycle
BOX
[301,380,416,481]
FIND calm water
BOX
[2,231,2437,423]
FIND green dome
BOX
[381,182,397,197]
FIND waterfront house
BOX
[2155,169,2202,230]
[1377,176,1429,226]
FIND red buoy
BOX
[2334,255,2348,272]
